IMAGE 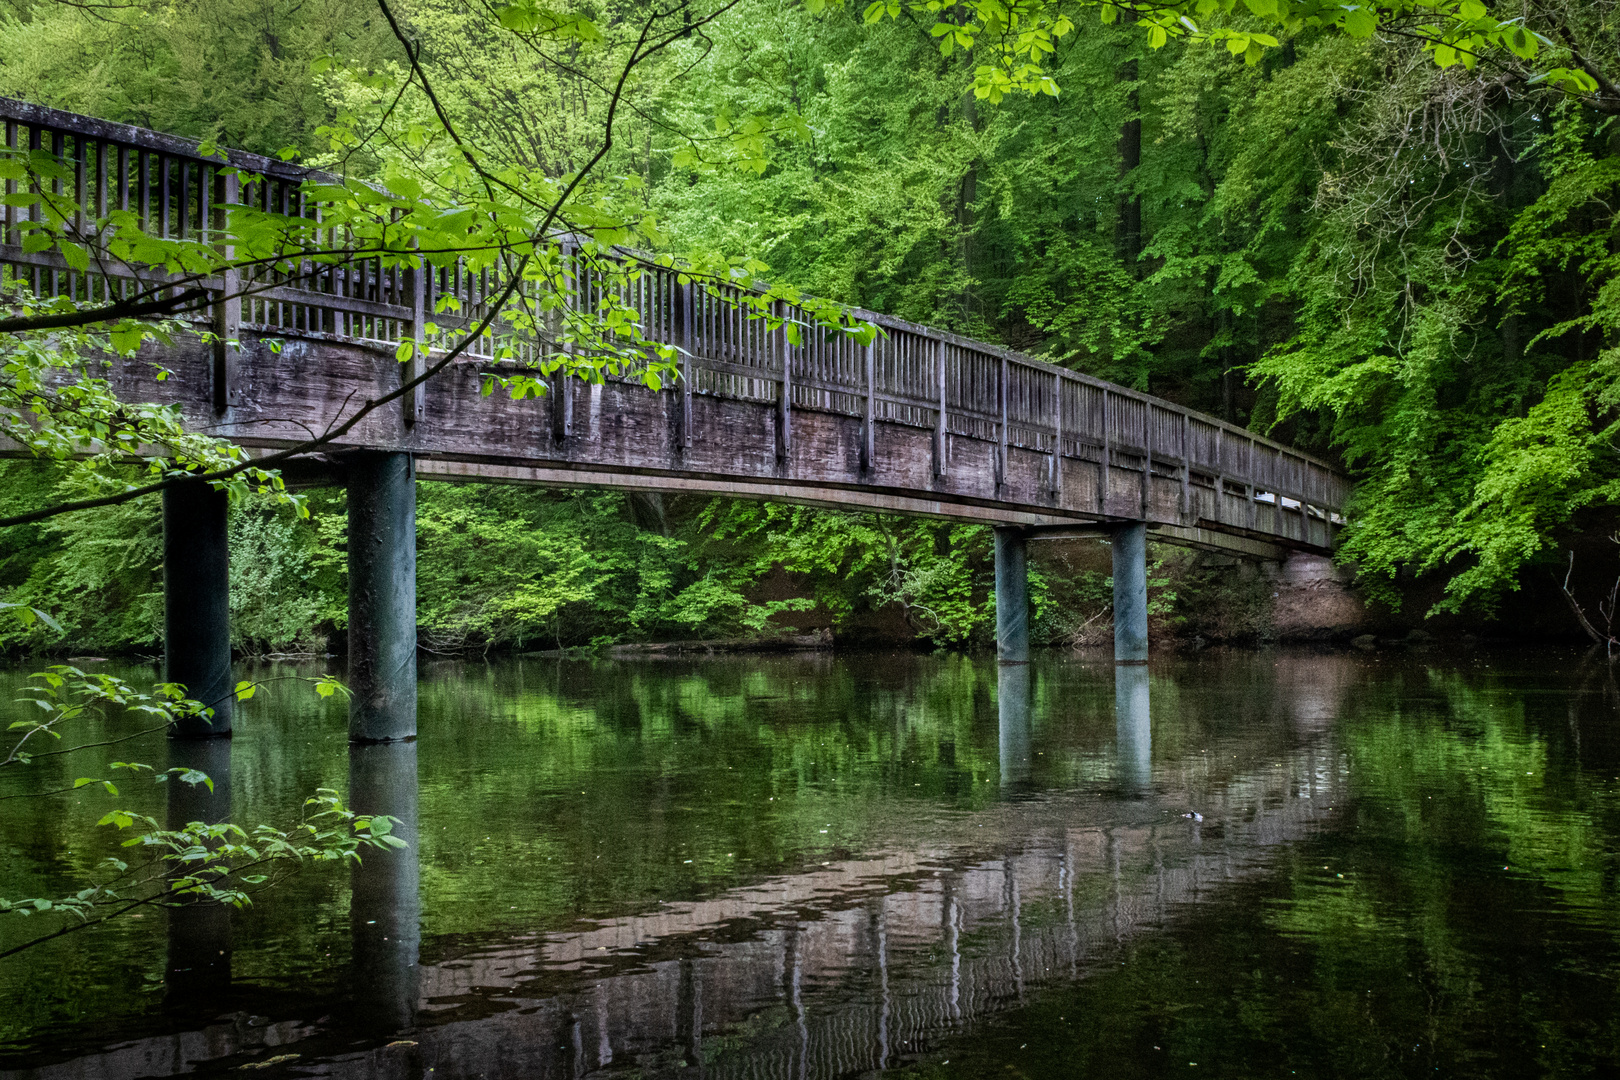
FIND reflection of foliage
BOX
[0,663,390,960]
[1,788,398,961]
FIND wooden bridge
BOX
[0,99,1352,739]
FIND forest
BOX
[0,0,1617,654]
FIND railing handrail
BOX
[0,96,331,184]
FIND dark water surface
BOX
[2,648,1619,1078]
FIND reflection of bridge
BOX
[0,99,1352,741]
[2,657,1358,1079]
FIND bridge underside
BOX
[53,329,1328,563]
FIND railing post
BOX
[552,244,574,441]
[934,339,948,479]
[1179,413,1191,523]
[3,121,16,249]
[1246,437,1257,533]
[403,241,425,428]
[1140,403,1153,519]
[211,169,240,414]
[997,355,1009,491]
[776,299,792,463]
[1100,388,1112,515]
[1049,372,1062,497]
[678,278,694,448]
[861,340,875,473]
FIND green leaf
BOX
[1341,6,1377,37]
[395,339,415,362]
[57,241,89,272]
[234,680,256,701]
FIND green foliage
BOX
[0,659,390,958]
[696,502,993,643]
[0,465,334,654]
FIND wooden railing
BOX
[0,97,1350,535]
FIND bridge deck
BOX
[0,98,1348,555]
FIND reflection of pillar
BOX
[1063,836,1079,976]
[943,880,960,1023]
[784,924,807,1080]
[163,481,232,737]
[872,904,890,1069]
[165,738,232,1003]
[993,526,1030,663]
[349,741,420,1034]
[998,661,1032,789]
[1115,663,1151,793]
[676,958,703,1068]
[348,452,417,743]
[1111,522,1148,663]
[1006,857,1024,1000]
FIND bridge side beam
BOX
[347,452,418,743]
[164,480,233,737]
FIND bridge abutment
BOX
[164,480,233,738]
[347,452,418,743]
[993,526,1029,664]
[1112,522,1149,664]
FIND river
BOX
[1,647,1617,1078]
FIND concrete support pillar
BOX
[163,481,232,737]
[993,526,1029,664]
[165,738,233,1003]
[348,742,420,1034]
[1111,522,1148,664]
[348,452,417,743]
[997,661,1032,789]
[1114,664,1151,794]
